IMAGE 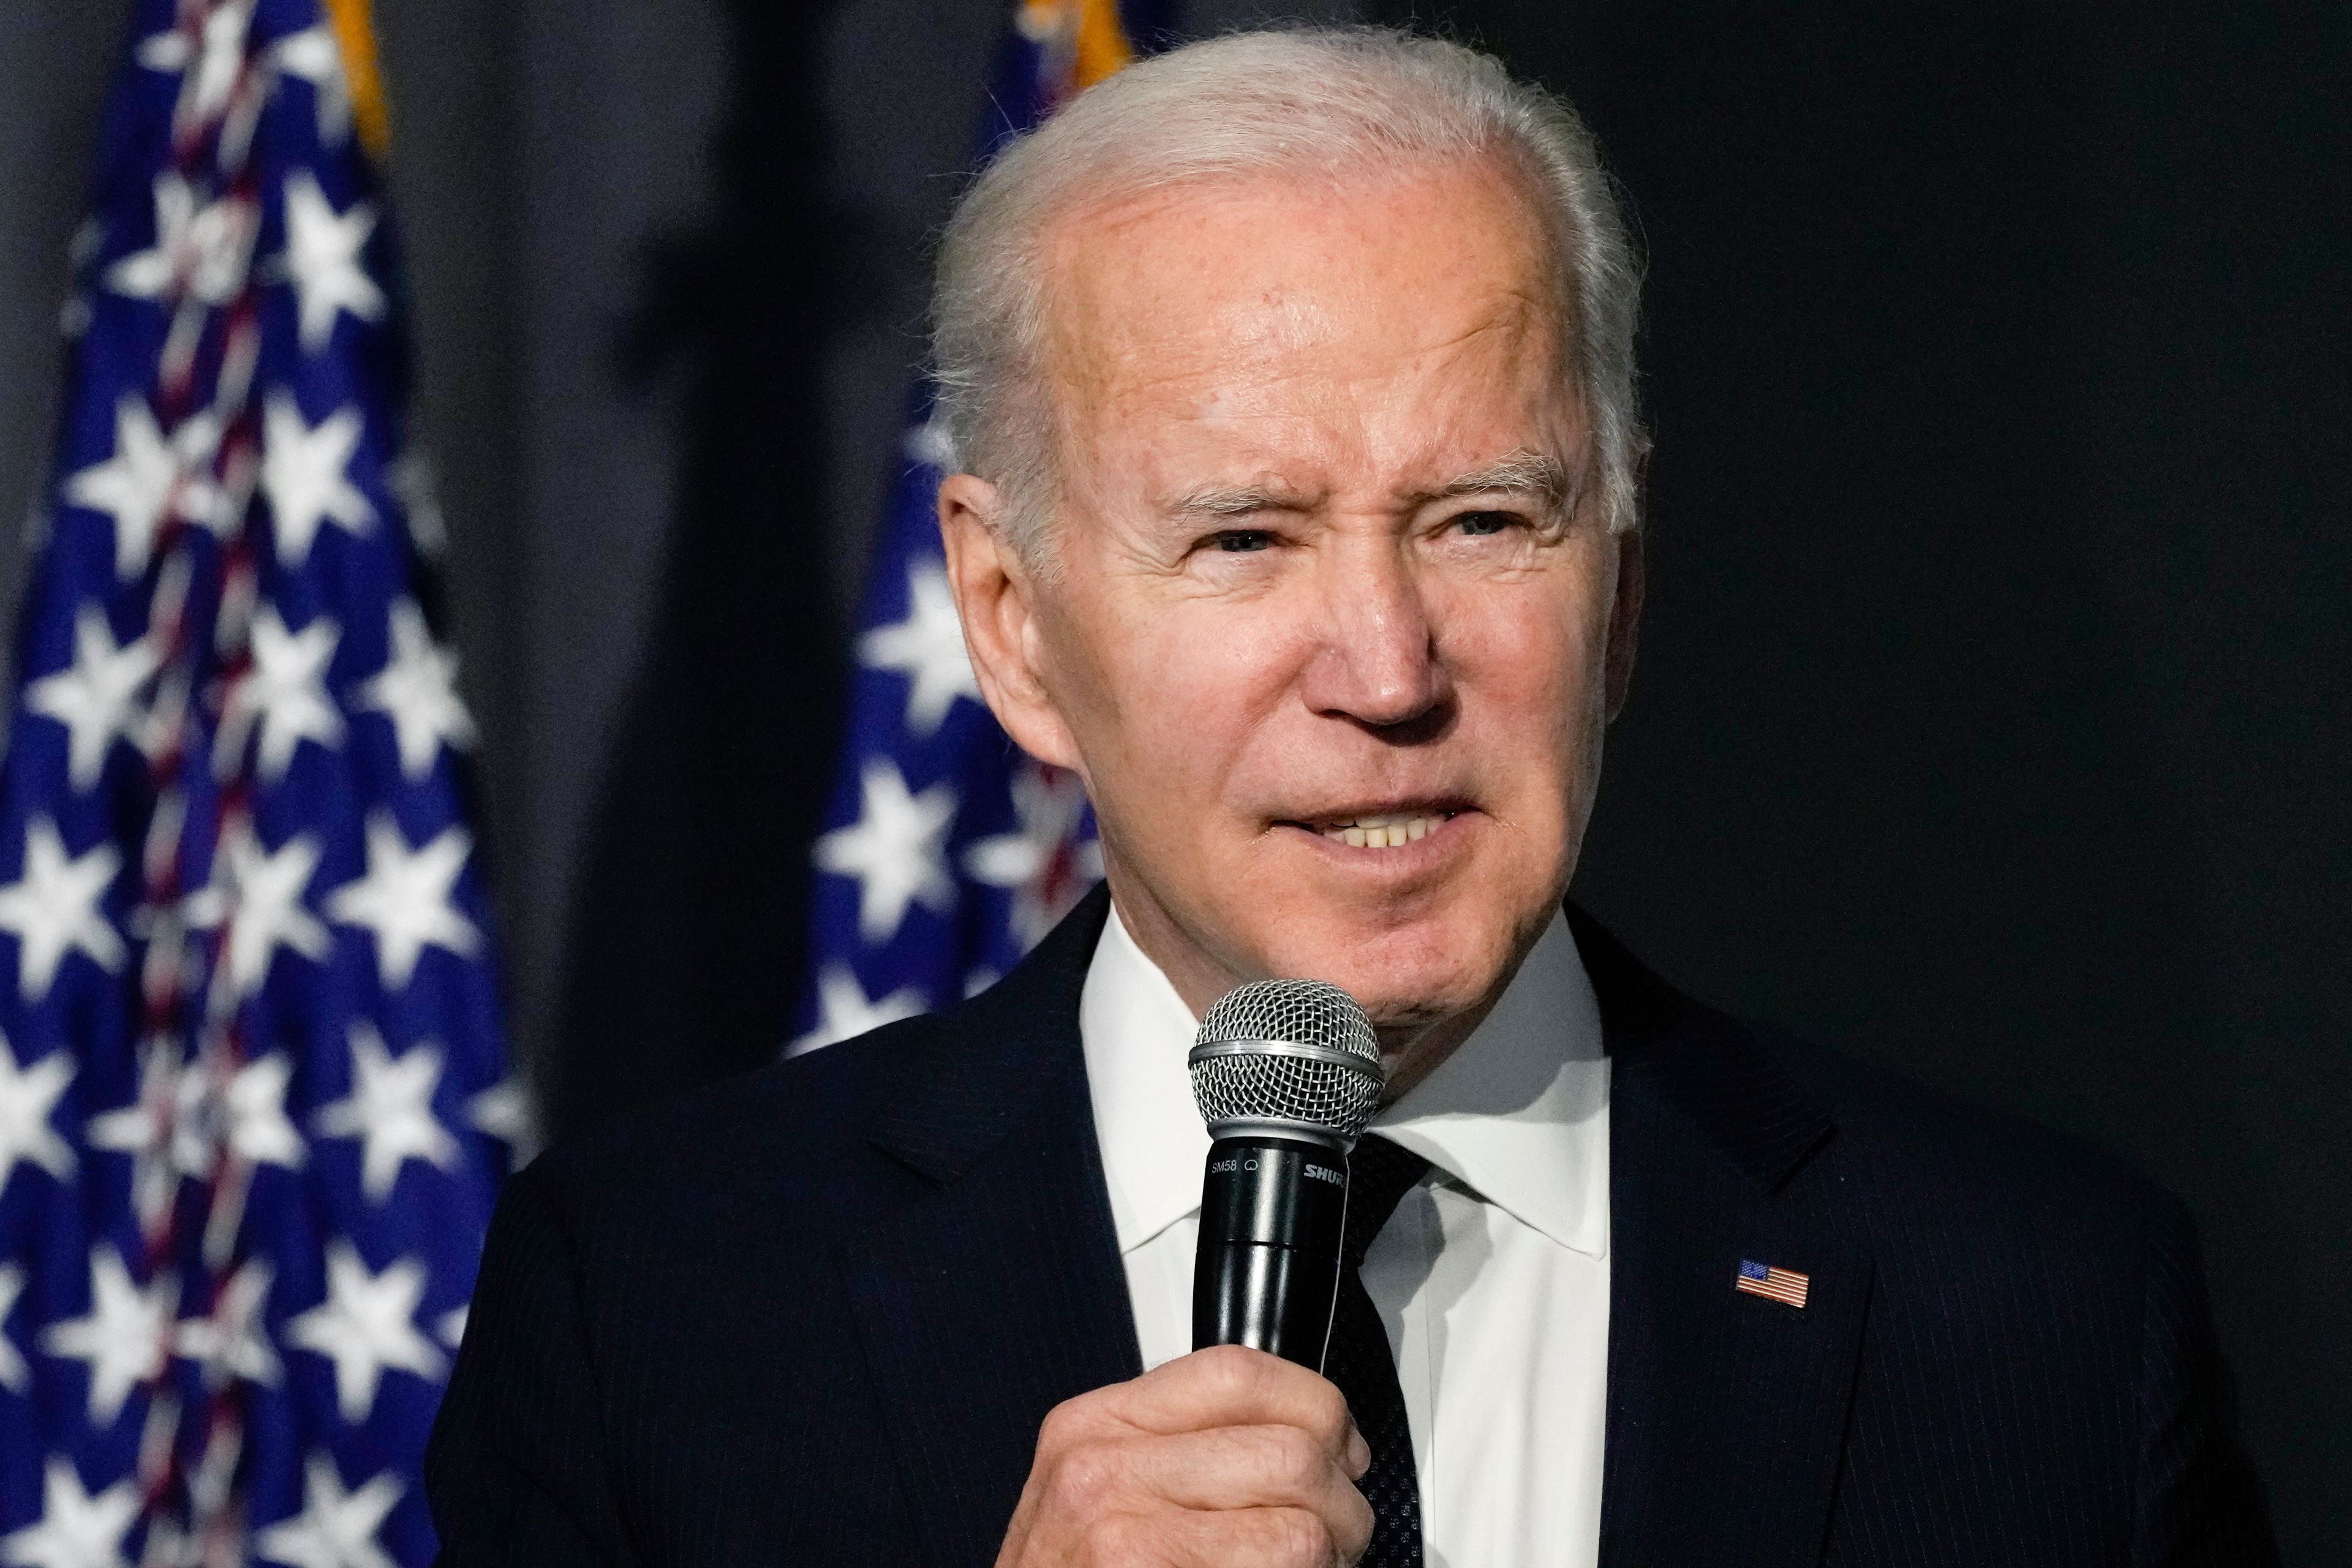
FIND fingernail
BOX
[1348,1427,1370,1476]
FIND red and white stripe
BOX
[1735,1264,1811,1310]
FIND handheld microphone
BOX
[1186,979,1385,1370]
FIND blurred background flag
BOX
[0,1,517,1561]
[794,0,1172,1054]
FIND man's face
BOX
[944,154,1640,1060]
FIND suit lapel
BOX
[1574,909,1874,1568]
[846,887,1142,1567]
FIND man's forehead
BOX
[1040,154,1565,395]
[1031,165,1576,513]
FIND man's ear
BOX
[938,475,1082,769]
[1604,527,1644,722]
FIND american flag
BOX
[794,0,1173,1054]
[0,2,518,1561]
[1735,1259,1811,1310]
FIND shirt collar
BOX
[1372,909,1610,1257]
[1079,905,1212,1254]
[1079,903,1609,1261]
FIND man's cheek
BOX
[1129,632,1259,746]
[1490,600,1595,713]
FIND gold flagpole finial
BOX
[322,0,391,159]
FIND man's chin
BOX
[1252,913,1518,1036]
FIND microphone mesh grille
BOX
[1189,979,1384,1138]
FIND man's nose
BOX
[1297,538,1450,731]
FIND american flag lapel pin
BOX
[1735,1258,1811,1309]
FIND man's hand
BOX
[995,1344,1375,1567]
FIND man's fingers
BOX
[1005,1357,1378,1568]
[1129,1425,1374,1548]
[1114,1345,1361,1460]
[1154,1505,1362,1568]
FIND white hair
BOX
[930,25,1646,567]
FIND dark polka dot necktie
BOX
[1322,1133,1431,1568]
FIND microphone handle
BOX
[1191,1135,1350,1371]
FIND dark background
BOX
[4,0,2342,1555]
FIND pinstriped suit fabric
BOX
[1573,903,2274,1568]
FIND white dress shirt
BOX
[1079,904,1611,1567]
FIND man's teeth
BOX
[1318,812,1449,849]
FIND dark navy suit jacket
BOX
[426,889,2274,1564]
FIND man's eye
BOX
[1212,529,1275,553]
[1453,510,1516,537]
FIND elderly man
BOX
[428,27,2272,1567]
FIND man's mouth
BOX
[1308,809,1461,850]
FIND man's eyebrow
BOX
[1163,453,1572,519]
[1419,452,1572,507]
[1167,482,1317,518]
